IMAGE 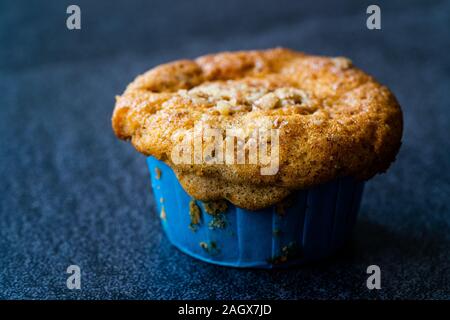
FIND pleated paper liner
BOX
[147,157,364,268]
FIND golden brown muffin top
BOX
[112,48,403,210]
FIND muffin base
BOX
[147,157,364,268]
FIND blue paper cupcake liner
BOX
[147,157,364,268]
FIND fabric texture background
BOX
[0,0,449,299]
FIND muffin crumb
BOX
[268,242,300,264]
[215,100,232,115]
[189,199,202,232]
[154,167,161,180]
[254,92,279,110]
[160,206,166,220]
[199,241,219,255]
[208,214,227,230]
[203,200,228,215]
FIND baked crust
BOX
[112,48,403,210]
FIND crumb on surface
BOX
[160,206,166,220]
[199,241,219,255]
[268,242,300,264]
[189,199,201,232]
[154,167,161,180]
[208,213,227,230]
[203,200,228,215]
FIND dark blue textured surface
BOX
[0,0,449,299]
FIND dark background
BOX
[1,0,449,299]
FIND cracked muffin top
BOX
[112,48,403,210]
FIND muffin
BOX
[112,48,402,268]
